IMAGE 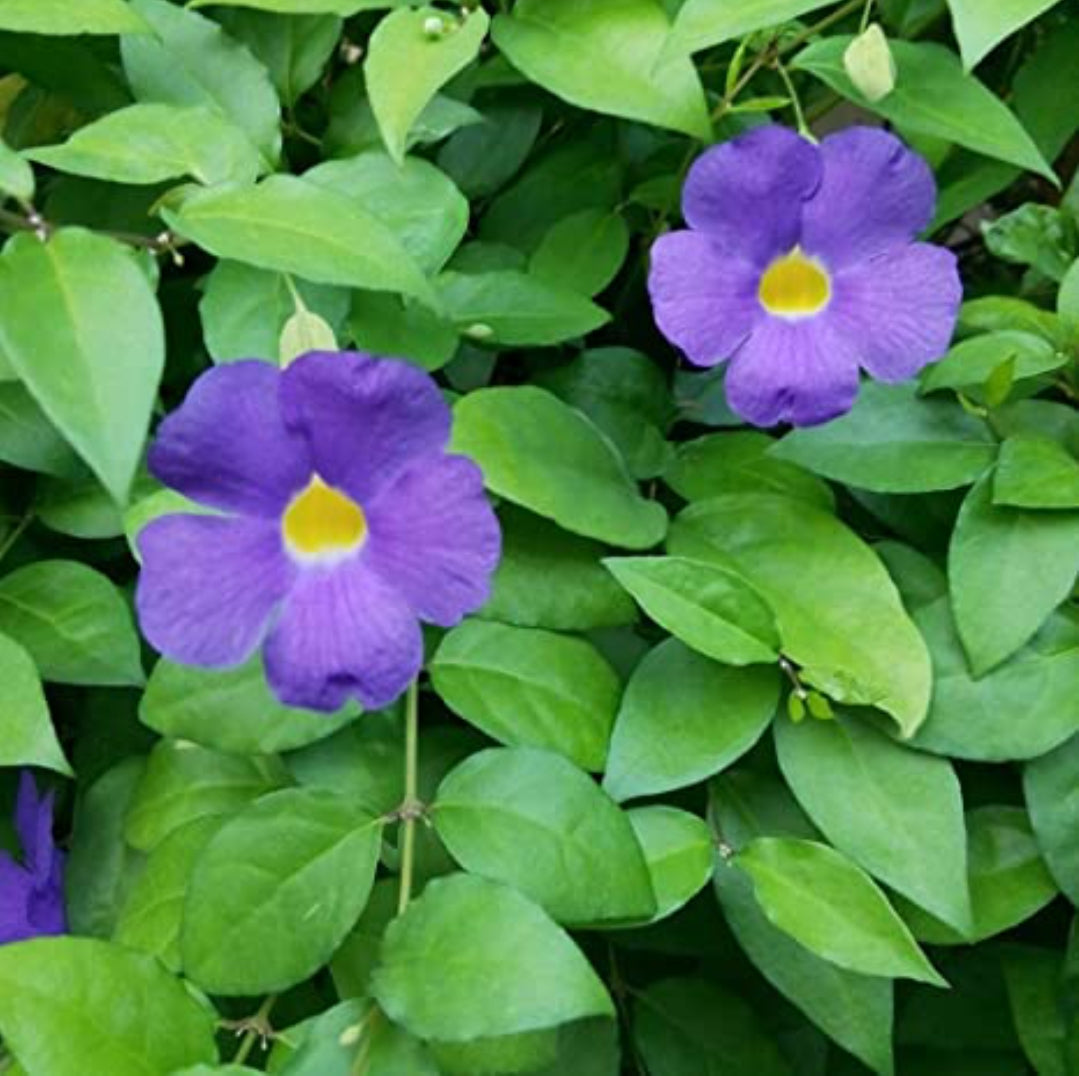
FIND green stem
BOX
[0,509,33,564]
[775,59,810,137]
[396,679,421,916]
[859,0,875,32]
[231,995,277,1066]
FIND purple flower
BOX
[1,772,66,945]
[648,125,962,427]
[136,351,501,713]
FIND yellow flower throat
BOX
[283,475,367,557]
[758,247,831,317]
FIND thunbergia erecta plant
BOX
[0,772,66,946]
[136,350,501,711]
[648,125,963,426]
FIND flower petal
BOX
[832,243,962,381]
[648,231,761,367]
[802,127,936,268]
[149,361,311,517]
[280,351,451,503]
[366,454,501,626]
[0,854,33,944]
[682,125,821,264]
[263,559,423,712]
[15,773,55,884]
[137,514,294,668]
[725,316,861,427]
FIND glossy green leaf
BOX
[141,656,357,755]
[371,873,614,1040]
[0,633,70,775]
[795,37,1054,179]
[528,209,629,297]
[452,387,666,548]
[182,787,383,994]
[982,204,1077,281]
[665,431,833,509]
[125,738,284,851]
[196,0,402,12]
[1025,733,1079,905]
[0,561,143,687]
[950,473,1079,674]
[669,493,931,736]
[349,290,457,370]
[1001,946,1070,1076]
[604,639,779,802]
[775,713,970,932]
[947,0,1065,69]
[430,619,620,771]
[921,330,1065,395]
[162,176,434,304]
[481,506,637,632]
[0,229,164,503]
[994,436,1079,509]
[493,0,710,139]
[604,556,779,665]
[37,469,156,540]
[366,6,489,163]
[626,807,713,923]
[898,807,1057,945]
[123,0,281,165]
[27,103,260,186]
[0,136,33,201]
[0,938,216,1076]
[434,746,656,924]
[0,0,148,34]
[0,384,82,478]
[669,0,832,54]
[770,383,998,493]
[737,837,945,985]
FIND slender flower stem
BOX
[230,994,277,1065]
[775,59,811,138]
[396,678,421,916]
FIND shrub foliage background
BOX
[0,0,1078,1073]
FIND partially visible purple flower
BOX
[648,125,962,427]
[0,772,66,945]
[136,351,501,713]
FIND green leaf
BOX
[114,816,222,969]
[432,1030,557,1076]
[0,0,148,34]
[983,204,1077,281]
[775,712,971,932]
[669,493,931,736]
[603,556,780,665]
[434,746,656,924]
[921,329,1065,395]
[0,135,33,202]
[633,978,790,1076]
[26,103,261,186]
[529,208,629,297]
[950,473,1079,673]
[993,436,1079,509]
[279,306,336,364]
[537,346,674,480]
[770,383,997,493]
[626,807,713,923]
[1025,733,1079,905]
[0,229,164,503]
[451,387,667,549]
[304,151,468,274]
[199,261,348,363]
[430,619,620,772]
[0,633,70,775]
[665,431,833,509]
[122,0,281,166]
[711,845,894,1074]
[947,0,1065,69]
[0,561,143,687]
[371,873,614,1040]
[910,599,1079,762]
[795,37,1055,179]
[897,807,1057,945]
[436,269,609,346]
[437,100,543,199]
[125,739,284,851]
[181,787,383,994]
[196,0,403,12]
[0,937,217,1076]
[604,639,779,802]
[669,0,833,54]
[366,6,489,164]
[492,0,710,140]
[162,176,435,304]
[141,656,357,755]
[37,469,156,540]
[350,291,457,371]
[736,837,945,985]
[1002,946,1071,1076]
[481,506,637,632]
